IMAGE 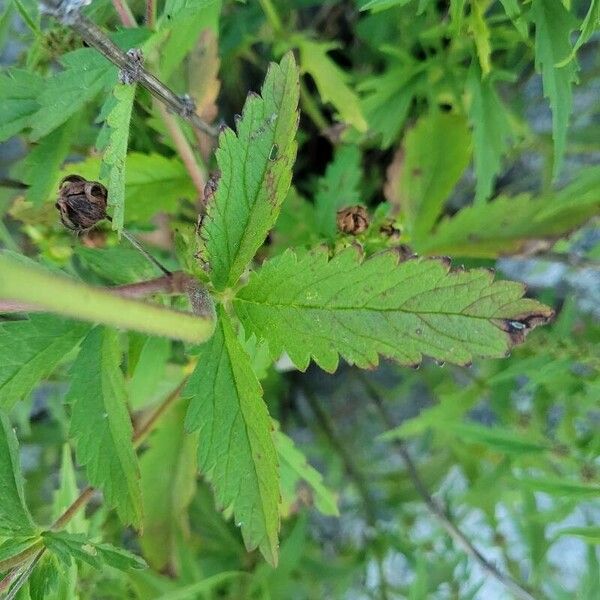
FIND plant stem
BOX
[299,79,328,133]
[302,386,389,600]
[258,0,283,34]
[155,100,207,196]
[120,228,172,276]
[40,0,218,138]
[145,0,155,28]
[51,486,96,531]
[360,376,536,600]
[111,0,136,27]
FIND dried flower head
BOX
[56,175,108,232]
[336,205,369,235]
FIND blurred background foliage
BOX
[0,0,599,598]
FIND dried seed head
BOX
[336,205,369,235]
[203,170,220,206]
[379,220,401,240]
[55,174,108,232]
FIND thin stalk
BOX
[4,550,44,600]
[111,0,136,27]
[258,0,283,34]
[155,100,206,196]
[120,228,172,276]
[40,0,218,138]
[360,375,536,600]
[299,79,328,133]
[145,0,155,28]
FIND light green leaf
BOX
[531,0,579,179]
[58,153,197,222]
[314,144,362,239]
[200,52,299,290]
[128,336,171,409]
[66,327,142,527]
[0,314,90,410]
[76,246,159,285]
[0,252,215,343]
[29,553,60,600]
[233,247,553,372]
[294,37,367,132]
[572,0,600,55]
[94,542,147,571]
[415,166,600,257]
[468,67,513,203]
[275,424,339,517]
[0,411,36,536]
[184,306,279,565]
[140,401,197,570]
[553,526,600,544]
[360,0,413,11]
[99,83,137,234]
[469,0,492,75]
[517,477,599,499]
[395,112,472,239]
[0,69,43,141]
[499,0,528,37]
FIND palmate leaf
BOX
[0,314,90,410]
[531,0,579,179]
[0,410,37,535]
[184,306,279,565]
[98,83,137,234]
[200,52,299,290]
[66,327,142,528]
[414,166,600,257]
[233,247,553,372]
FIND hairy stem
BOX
[111,0,136,27]
[40,0,218,138]
[145,0,155,28]
[359,375,537,600]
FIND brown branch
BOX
[111,0,136,27]
[359,375,537,600]
[40,0,219,138]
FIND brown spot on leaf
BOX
[392,244,417,262]
[336,205,369,235]
[498,311,554,345]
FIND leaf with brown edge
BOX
[233,247,553,373]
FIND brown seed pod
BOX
[55,175,108,232]
[336,205,369,235]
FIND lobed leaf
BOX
[99,83,137,234]
[0,69,43,141]
[0,410,37,535]
[184,306,279,565]
[414,167,600,257]
[531,0,579,179]
[200,52,299,290]
[66,327,142,527]
[0,314,90,410]
[233,247,553,372]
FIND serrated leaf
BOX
[76,246,159,285]
[233,247,553,372]
[447,422,549,454]
[468,67,513,203]
[469,0,491,75]
[531,0,579,178]
[58,153,197,222]
[0,69,43,141]
[360,0,413,12]
[294,37,367,132]
[184,306,279,565]
[275,425,339,518]
[0,410,36,535]
[29,553,60,600]
[314,144,362,239]
[200,52,299,290]
[517,477,599,499]
[139,401,197,571]
[93,542,147,570]
[0,314,90,410]
[572,0,599,56]
[414,166,600,257]
[98,83,137,234]
[66,327,142,527]
[393,112,472,239]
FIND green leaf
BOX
[360,0,413,12]
[517,477,599,499]
[0,69,43,141]
[447,422,549,455]
[554,526,600,544]
[0,252,216,343]
[314,144,362,240]
[200,52,299,290]
[414,167,600,257]
[75,246,159,285]
[0,410,36,535]
[469,0,492,75]
[98,83,137,234]
[0,537,41,568]
[468,67,513,203]
[275,424,339,517]
[184,306,279,565]
[294,37,367,132]
[531,0,579,179]
[16,116,78,205]
[66,327,142,527]
[29,553,60,600]
[58,153,197,222]
[93,542,147,570]
[139,401,198,570]
[394,112,472,239]
[128,336,171,409]
[572,0,600,56]
[358,64,421,149]
[233,247,553,372]
[0,314,90,410]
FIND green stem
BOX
[299,79,329,132]
[0,254,215,343]
[258,0,283,34]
